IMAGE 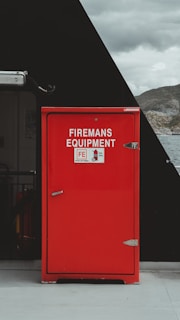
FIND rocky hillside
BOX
[136,84,180,134]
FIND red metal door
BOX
[46,110,139,276]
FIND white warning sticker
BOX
[74,148,105,163]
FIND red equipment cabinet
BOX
[41,107,140,284]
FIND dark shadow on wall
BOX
[0,0,180,261]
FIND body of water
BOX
[157,134,180,174]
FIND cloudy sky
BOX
[80,0,180,96]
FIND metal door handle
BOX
[51,190,64,197]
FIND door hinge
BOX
[123,239,138,247]
[123,142,139,149]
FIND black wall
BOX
[0,1,180,261]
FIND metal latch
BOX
[123,239,138,247]
[51,190,64,197]
[123,142,139,149]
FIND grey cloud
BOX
[81,0,180,14]
[80,0,180,95]
[80,0,180,52]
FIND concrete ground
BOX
[0,261,180,320]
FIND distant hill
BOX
[135,84,180,134]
